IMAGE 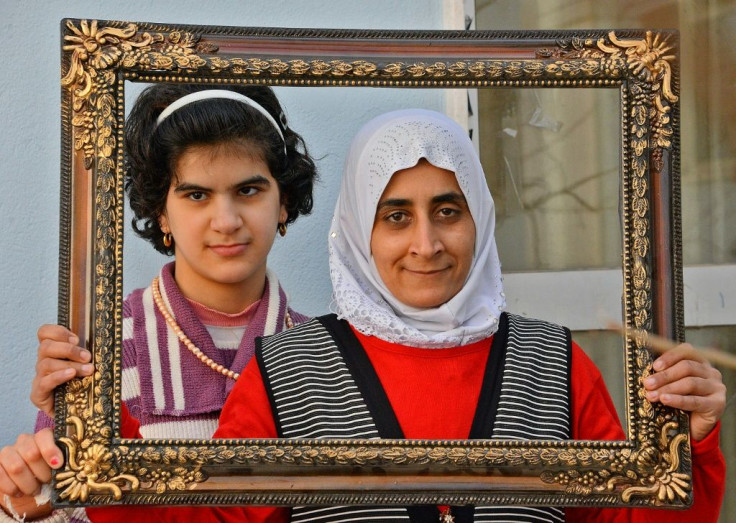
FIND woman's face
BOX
[159,144,286,311]
[370,159,476,309]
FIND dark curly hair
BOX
[125,83,318,254]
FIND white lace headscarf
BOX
[328,109,506,348]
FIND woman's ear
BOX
[279,204,288,225]
[158,214,169,233]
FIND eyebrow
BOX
[173,174,272,193]
[432,192,467,206]
[376,197,411,210]
[376,191,467,210]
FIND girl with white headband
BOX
[0,84,317,521]
[92,109,723,523]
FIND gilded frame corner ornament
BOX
[56,20,687,508]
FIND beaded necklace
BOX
[151,276,293,381]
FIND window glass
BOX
[480,88,621,271]
[475,0,736,267]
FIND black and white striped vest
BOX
[257,312,571,522]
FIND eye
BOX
[386,211,408,223]
[187,191,206,201]
[437,206,460,218]
[239,186,260,197]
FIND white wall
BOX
[0,0,446,446]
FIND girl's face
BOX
[370,159,476,309]
[159,144,286,312]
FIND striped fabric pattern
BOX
[121,288,247,439]
[117,264,306,440]
[492,314,570,441]
[259,319,381,440]
[473,505,564,522]
[32,264,304,523]
[120,286,223,439]
[261,314,569,523]
[479,313,568,523]
[289,506,410,522]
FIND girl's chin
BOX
[209,267,266,286]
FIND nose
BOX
[409,217,442,258]
[210,197,243,233]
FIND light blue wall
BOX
[0,0,445,446]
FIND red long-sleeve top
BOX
[88,332,725,522]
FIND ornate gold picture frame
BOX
[56,20,687,508]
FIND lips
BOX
[209,243,247,257]
[403,267,449,276]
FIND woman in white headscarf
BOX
[328,108,505,347]
[88,110,725,523]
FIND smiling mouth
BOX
[404,268,449,275]
[209,244,247,257]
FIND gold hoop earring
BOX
[278,223,287,237]
[163,232,173,248]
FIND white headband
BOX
[155,89,287,149]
